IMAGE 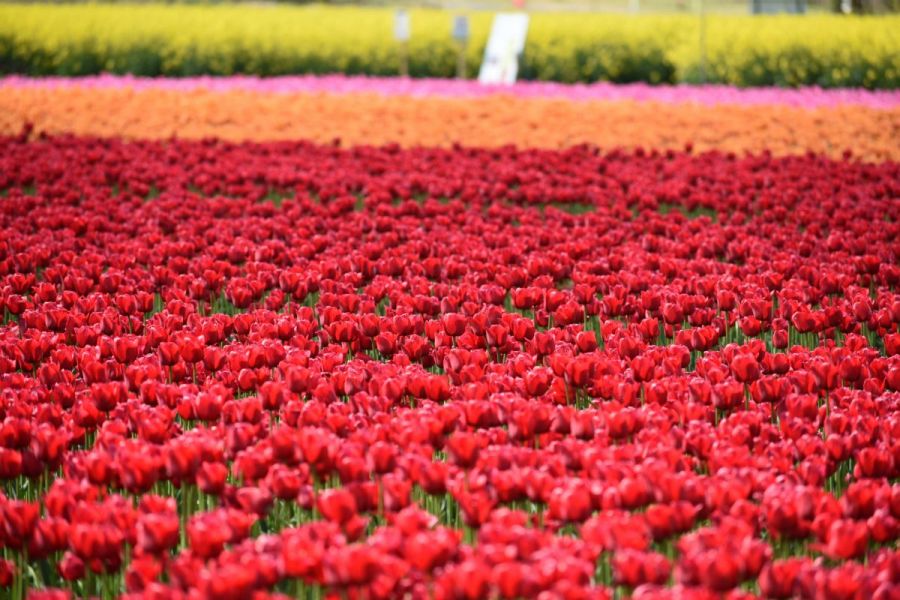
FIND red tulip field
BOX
[0,84,899,600]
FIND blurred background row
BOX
[8,0,899,13]
[1,3,898,87]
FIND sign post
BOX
[452,15,470,79]
[478,13,530,85]
[394,9,411,77]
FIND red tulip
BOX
[758,558,808,599]
[818,519,869,560]
[157,341,181,366]
[58,552,85,582]
[446,432,480,469]
[612,550,671,587]
[731,354,760,383]
[317,489,357,525]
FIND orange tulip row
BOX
[1,85,897,161]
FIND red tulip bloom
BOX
[612,550,671,587]
[818,518,869,560]
[731,353,760,383]
[186,515,230,559]
[58,552,85,582]
[690,549,742,591]
[0,559,13,588]
[0,500,39,549]
[758,558,808,599]
[317,488,357,525]
[446,431,480,469]
[548,483,593,523]
[157,341,181,366]
[631,355,656,383]
[197,461,228,496]
[135,512,179,555]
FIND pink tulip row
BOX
[2,74,899,109]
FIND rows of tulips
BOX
[5,76,899,109]
[3,76,898,163]
[0,134,899,599]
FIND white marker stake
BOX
[452,15,470,79]
[478,13,530,86]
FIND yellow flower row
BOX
[0,3,897,88]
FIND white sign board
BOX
[452,15,470,43]
[394,10,410,42]
[478,13,529,85]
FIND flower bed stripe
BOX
[0,136,898,599]
[1,83,898,161]
[3,75,899,110]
